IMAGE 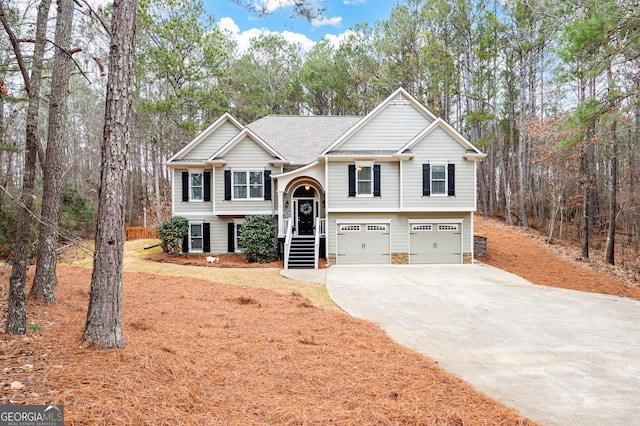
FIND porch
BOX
[281,217,326,269]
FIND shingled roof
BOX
[247,115,361,165]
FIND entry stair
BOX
[287,236,315,269]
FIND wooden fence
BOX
[125,227,159,241]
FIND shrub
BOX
[157,216,188,255]
[239,215,277,263]
[60,186,96,235]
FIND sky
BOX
[203,0,398,53]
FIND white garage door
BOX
[337,223,390,265]
[410,223,462,264]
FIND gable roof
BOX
[166,113,243,163]
[208,127,286,162]
[247,115,361,165]
[398,118,487,159]
[320,87,438,156]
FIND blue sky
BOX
[203,0,398,52]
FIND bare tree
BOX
[2,0,51,334]
[82,0,138,348]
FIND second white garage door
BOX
[336,223,390,265]
[410,223,462,264]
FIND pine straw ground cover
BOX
[4,216,637,425]
[0,266,534,425]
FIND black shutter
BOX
[182,233,189,253]
[264,170,272,200]
[203,171,211,202]
[203,223,210,252]
[447,163,455,196]
[227,223,235,252]
[182,171,189,201]
[224,170,232,200]
[373,164,381,196]
[348,164,356,197]
[422,164,431,196]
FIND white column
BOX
[277,190,285,237]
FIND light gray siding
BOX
[182,122,240,160]
[327,212,472,258]
[173,170,213,215]
[326,161,400,210]
[178,215,237,254]
[402,127,476,210]
[336,100,431,152]
[214,137,277,214]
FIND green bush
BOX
[157,216,188,255]
[60,186,96,235]
[239,215,277,263]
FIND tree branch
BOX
[73,0,111,36]
[0,4,31,94]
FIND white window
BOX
[366,224,387,232]
[233,171,263,199]
[356,162,373,196]
[190,223,203,252]
[438,224,459,232]
[412,224,433,232]
[190,172,203,201]
[431,165,446,195]
[339,224,361,232]
[234,219,244,252]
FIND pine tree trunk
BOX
[4,0,51,334]
[82,0,138,348]
[604,67,618,265]
[31,0,74,303]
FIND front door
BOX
[297,199,314,235]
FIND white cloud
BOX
[324,29,359,48]
[218,17,316,55]
[343,0,366,4]
[261,0,299,14]
[311,16,343,28]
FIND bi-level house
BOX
[165,88,486,268]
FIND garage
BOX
[410,223,462,264]
[336,223,390,265]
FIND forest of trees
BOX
[1,0,639,312]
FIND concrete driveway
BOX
[325,264,640,426]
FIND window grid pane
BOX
[191,173,203,200]
[358,181,371,194]
[190,224,203,250]
[357,166,372,195]
[431,165,446,195]
[232,171,263,199]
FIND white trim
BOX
[321,88,437,156]
[409,218,464,224]
[166,113,243,163]
[429,163,448,196]
[171,169,176,216]
[189,221,204,253]
[211,210,273,216]
[188,169,205,202]
[233,218,245,253]
[355,161,374,197]
[397,118,486,158]
[399,160,404,209]
[231,169,264,200]
[328,207,476,213]
[208,128,285,162]
[334,218,393,224]
[272,160,319,179]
